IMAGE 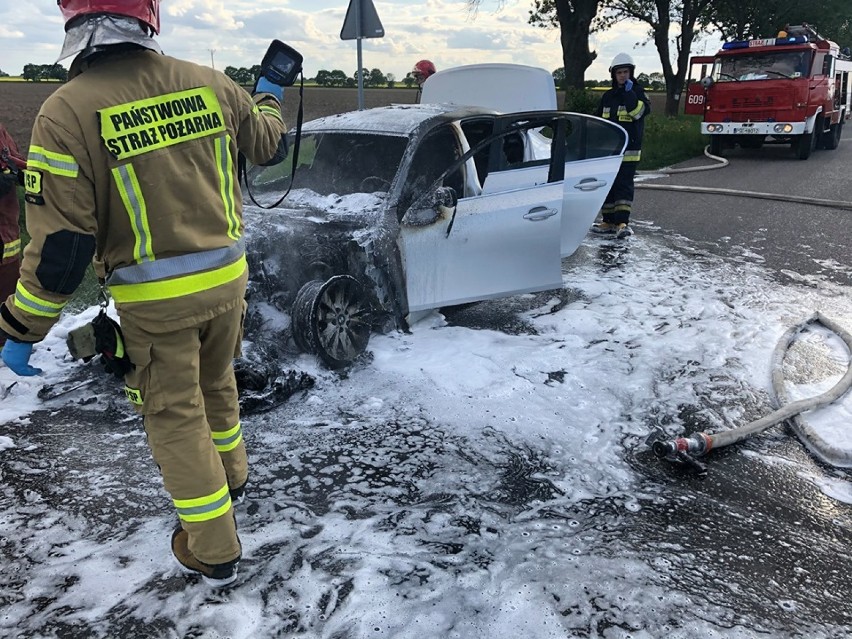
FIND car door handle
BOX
[574,178,608,191]
[523,206,558,221]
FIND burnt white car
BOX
[242,65,626,368]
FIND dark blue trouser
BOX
[600,161,637,225]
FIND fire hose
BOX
[647,312,852,477]
[635,146,852,211]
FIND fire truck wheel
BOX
[822,121,843,151]
[795,121,819,160]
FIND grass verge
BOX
[639,114,708,171]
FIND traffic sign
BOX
[340,0,385,40]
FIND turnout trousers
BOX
[599,161,637,225]
[120,299,249,565]
[0,257,20,348]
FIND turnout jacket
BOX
[596,78,650,162]
[0,48,287,343]
[0,124,22,266]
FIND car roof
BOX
[300,103,501,136]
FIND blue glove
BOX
[1,340,42,376]
[624,79,634,92]
[254,76,284,102]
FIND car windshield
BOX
[715,51,812,81]
[249,131,408,198]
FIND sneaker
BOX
[615,223,634,239]
[591,222,618,234]
[171,526,239,587]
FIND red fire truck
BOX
[685,24,852,159]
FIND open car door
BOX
[554,114,627,257]
[399,115,570,313]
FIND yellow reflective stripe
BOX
[214,135,240,241]
[212,421,243,452]
[602,107,611,118]
[257,104,283,121]
[251,103,260,115]
[112,164,154,263]
[99,86,227,161]
[3,238,21,259]
[109,254,247,303]
[14,281,66,317]
[173,483,232,523]
[623,150,641,162]
[628,102,646,119]
[27,146,79,178]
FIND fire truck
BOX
[685,24,852,159]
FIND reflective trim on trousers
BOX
[212,421,243,453]
[173,483,232,523]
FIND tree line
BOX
[21,64,68,82]
[478,0,852,115]
[222,66,416,88]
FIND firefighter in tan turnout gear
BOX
[0,0,288,587]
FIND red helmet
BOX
[411,59,436,79]
[57,0,160,34]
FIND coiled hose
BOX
[650,313,852,474]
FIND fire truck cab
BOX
[686,24,852,159]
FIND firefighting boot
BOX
[591,222,618,234]
[615,223,634,239]
[171,526,240,587]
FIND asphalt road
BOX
[633,130,852,287]
[3,126,852,638]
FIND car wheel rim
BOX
[292,275,371,367]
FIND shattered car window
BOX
[250,131,408,197]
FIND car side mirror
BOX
[701,75,714,89]
[403,186,458,226]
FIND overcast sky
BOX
[0,0,724,82]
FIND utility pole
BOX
[209,49,216,70]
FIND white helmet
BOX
[609,53,635,73]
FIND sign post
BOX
[340,0,385,110]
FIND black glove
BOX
[92,311,134,378]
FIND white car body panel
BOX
[560,155,623,257]
[401,183,564,312]
[421,64,558,113]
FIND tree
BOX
[315,69,332,87]
[21,63,68,82]
[330,69,348,87]
[386,72,396,88]
[524,0,601,92]
[403,74,416,88]
[224,66,254,85]
[0,69,9,78]
[703,0,852,45]
[367,68,387,87]
[552,67,566,87]
[601,0,713,116]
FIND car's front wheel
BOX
[291,275,372,368]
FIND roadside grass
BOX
[639,114,708,170]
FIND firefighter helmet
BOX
[609,53,635,73]
[57,0,161,34]
[411,59,437,83]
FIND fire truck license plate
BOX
[733,127,759,134]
